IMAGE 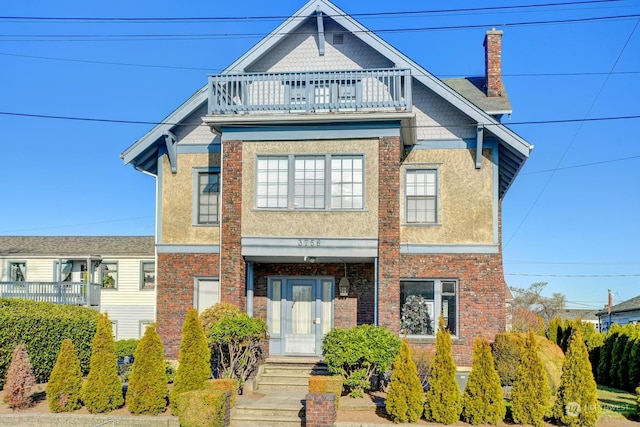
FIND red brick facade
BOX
[157,252,219,358]
[155,135,508,366]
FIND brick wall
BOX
[305,393,337,427]
[221,140,246,308]
[377,136,401,331]
[157,252,219,358]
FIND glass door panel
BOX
[285,283,316,354]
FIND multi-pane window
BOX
[9,262,26,281]
[331,155,363,209]
[197,172,220,224]
[257,154,364,210]
[294,156,325,209]
[400,280,457,336]
[100,262,118,289]
[257,156,289,208]
[141,261,155,290]
[406,169,437,223]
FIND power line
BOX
[503,17,640,248]
[1,14,638,42]
[0,1,623,23]
[1,110,638,128]
[505,259,640,265]
[3,52,640,77]
[519,154,640,175]
[0,216,153,233]
[506,273,640,277]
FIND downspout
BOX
[247,261,254,317]
[374,257,379,326]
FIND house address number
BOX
[298,239,321,247]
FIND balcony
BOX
[207,68,412,115]
[0,281,100,307]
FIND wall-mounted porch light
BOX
[338,263,350,297]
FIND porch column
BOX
[246,261,254,317]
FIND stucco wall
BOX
[161,154,221,244]
[241,138,379,238]
[400,147,495,245]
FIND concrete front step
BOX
[253,358,329,392]
[231,390,306,427]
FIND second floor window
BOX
[256,154,364,210]
[406,169,437,224]
[141,261,155,290]
[197,172,220,224]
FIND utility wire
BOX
[503,18,640,249]
[0,1,623,23]
[1,14,639,42]
[520,154,640,175]
[3,51,640,77]
[1,110,638,128]
[506,273,640,277]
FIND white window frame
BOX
[140,261,155,290]
[405,169,438,224]
[194,277,220,313]
[256,154,364,211]
[400,279,458,337]
[139,320,154,338]
[192,167,220,226]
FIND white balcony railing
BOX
[0,281,100,307]
[208,68,412,115]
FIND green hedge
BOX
[0,298,99,387]
[175,389,227,427]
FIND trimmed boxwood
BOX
[0,298,99,388]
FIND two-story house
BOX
[0,236,155,340]
[121,0,532,365]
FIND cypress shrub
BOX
[552,330,600,427]
[628,339,640,393]
[510,331,551,427]
[411,347,435,391]
[0,299,98,387]
[596,327,619,386]
[170,308,211,412]
[385,340,424,423]
[126,323,168,415]
[3,343,36,409]
[461,337,505,425]
[620,336,636,392]
[175,389,227,427]
[423,316,461,425]
[81,313,124,413]
[548,317,563,348]
[609,331,629,389]
[46,339,83,412]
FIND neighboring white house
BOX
[0,236,155,340]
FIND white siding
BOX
[102,305,155,340]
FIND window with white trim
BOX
[256,154,364,210]
[405,169,437,224]
[194,278,220,313]
[400,279,457,336]
[9,261,26,281]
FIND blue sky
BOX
[1,0,639,310]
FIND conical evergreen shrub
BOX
[511,331,551,427]
[461,337,505,425]
[126,323,168,414]
[596,326,619,386]
[552,329,599,426]
[424,316,461,425]
[385,340,424,423]
[81,313,124,413]
[169,308,211,412]
[628,338,640,393]
[3,343,36,409]
[609,331,629,390]
[46,339,83,412]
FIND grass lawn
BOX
[597,385,638,421]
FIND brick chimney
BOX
[484,29,504,97]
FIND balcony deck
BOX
[0,281,100,307]
[207,68,412,115]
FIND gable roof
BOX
[0,236,154,258]
[122,0,532,196]
[596,294,640,316]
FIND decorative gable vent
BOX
[332,33,344,45]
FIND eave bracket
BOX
[164,131,178,174]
